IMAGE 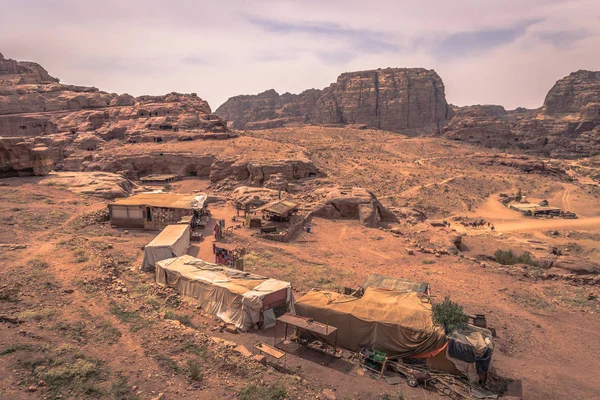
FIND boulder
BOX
[312,187,398,227]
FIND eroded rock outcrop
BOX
[543,70,600,114]
[442,70,600,158]
[39,171,134,199]
[217,68,450,133]
[0,137,54,176]
[311,187,398,227]
[75,149,322,186]
[215,89,321,130]
[442,105,514,148]
[0,52,231,176]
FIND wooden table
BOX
[274,313,338,365]
[255,342,286,367]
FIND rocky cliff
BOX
[214,89,322,130]
[216,68,450,133]
[442,70,600,158]
[0,52,231,177]
[543,70,600,114]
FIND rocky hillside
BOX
[217,68,451,133]
[442,70,600,158]
[0,52,231,177]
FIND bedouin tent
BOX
[295,288,447,358]
[155,255,295,330]
[140,224,190,271]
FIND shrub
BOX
[0,343,37,356]
[494,249,538,267]
[109,302,151,332]
[433,297,468,334]
[0,287,20,303]
[110,375,135,400]
[164,311,197,329]
[28,258,50,269]
[187,359,203,382]
[239,382,287,400]
[18,308,57,321]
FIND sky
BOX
[1,0,599,111]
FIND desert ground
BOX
[1,126,600,400]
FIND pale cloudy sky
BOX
[1,0,599,111]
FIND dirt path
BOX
[468,187,600,234]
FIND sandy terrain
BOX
[1,127,600,399]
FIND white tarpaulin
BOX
[140,224,190,271]
[155,255,295,330]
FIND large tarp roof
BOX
[140,224,190,271]
[295,288,446,357]
[361,274,429,294]
[109,193,206,209]
[147,224,190,248]
[156,255,295,330]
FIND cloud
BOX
[434,19,542,60]
[537,29,589,48]
[182,55,208,65]
[246,15,401,54]
[0,0,599,110]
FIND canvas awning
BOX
[140,224,190,271]
[295,288,446,357]
[156,255,295,330]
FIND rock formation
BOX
[217,68,450,133]
[442,105,514,147]
[39,171,134,199]
[74,149,322,186]
[0,52,231,176]
[543,70,600,114]
[311,187,398,227]
[442,70,600,158]
[214,89,321,130]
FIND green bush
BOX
[187,359,203,382]
[239,382,287,400]
[494,249,538,267]
[164,311,197,329]
[433,297,468,334]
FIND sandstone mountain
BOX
[216,68,451,133]
[0,52,231,177]
[442,70,600,158]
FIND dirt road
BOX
[470,185,600,234]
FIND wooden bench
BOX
[255,342,286,366]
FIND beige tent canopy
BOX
[141,224,190,271]
[295,288,446,357]
[156,255,295,330]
